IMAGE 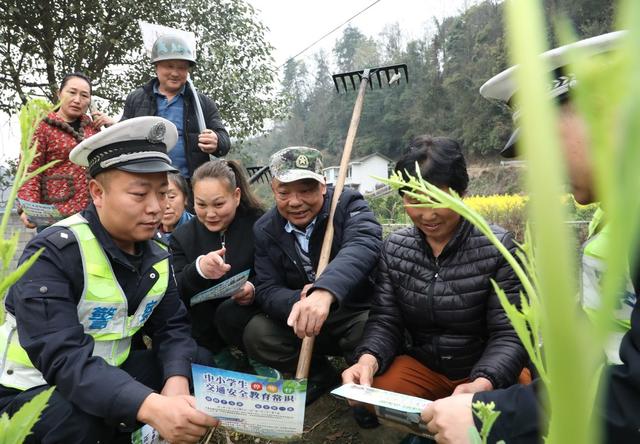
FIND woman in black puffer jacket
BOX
[343,136,529,405]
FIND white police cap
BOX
[480,31,626,157]
[70,116,179,177]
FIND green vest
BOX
[0,214,169,390]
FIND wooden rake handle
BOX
[295,72,371,379]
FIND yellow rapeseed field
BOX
[464,194,528,218]
[375,193,597,241]
[464,194,529,239]
[462,194,597,242]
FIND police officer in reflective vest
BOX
[0,116,218,443]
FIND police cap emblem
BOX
[147,122,166,144]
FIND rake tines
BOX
[332,63,408,93]
[247,165,272,184]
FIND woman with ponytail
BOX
[170,159,265,368]
[17,72,114,229]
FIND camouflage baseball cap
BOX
[269,147,324,183]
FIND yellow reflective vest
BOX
[0,214,169,390]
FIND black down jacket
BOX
[354,219,527,389]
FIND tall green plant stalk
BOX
[504,1,599,443]
[0,98,58,441]
[561,1,640,353]
[0,98,58,322]
[0,99,55,235]
[382,2,640,442]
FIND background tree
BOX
[0,0,284,139]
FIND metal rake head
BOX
[247,165,272,185]
[332,63,408,93]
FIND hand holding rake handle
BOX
[295,64,408,380]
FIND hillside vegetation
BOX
[238,0,614,168]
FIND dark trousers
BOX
[0,350,163,444]
[240,305,368,373]
[215,298,263,350]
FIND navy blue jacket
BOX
[473,379,546,444]
[121,78,231,177]
[602,260,640,443]
[3,204,196,428]
[253,187,382,323]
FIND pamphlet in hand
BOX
[189,269,250,306]
[192,364,307,441]
[17,198,64,226]
[331,383,434,438]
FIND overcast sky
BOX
[249,0,476,67]
[0,0,477,160]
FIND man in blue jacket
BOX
[0,117,217,443]
[230,147,382,403]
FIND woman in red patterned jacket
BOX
[18,72,114,229]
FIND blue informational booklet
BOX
[189,269,250,306]
[131,364,308,443]
[192,364,307,441]
[17,198,63,226]
[332,383,434,439]
[131,424,166,444]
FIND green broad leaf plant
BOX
[381,0,640,442]
[0,98,59,442]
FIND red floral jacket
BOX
[17,112,99,216]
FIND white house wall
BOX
[352,156,389,193]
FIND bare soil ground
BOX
[205,393,406,444]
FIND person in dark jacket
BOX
[170,159,263,366]
[343,136,528,406]
[121,34,231,179]
[160,172,194,242]
[0,117,217,443]
[235,146,382,403]
[421,31,639,444]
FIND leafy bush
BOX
[465,194,528,240]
